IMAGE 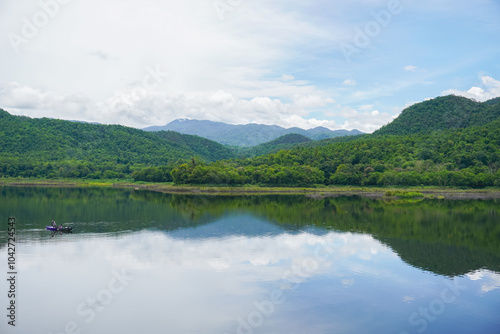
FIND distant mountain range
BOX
[143,120,363,147]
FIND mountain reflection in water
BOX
[1,187,499,334]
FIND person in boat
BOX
[52,220,57,228]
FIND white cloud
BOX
[467,271,484,281]
[324,103,395,133]
[0,82,97,119]
[341,279,355,287]
[358,104,374,112]
[21,231,392,281]
[342,79,356,86]
[1,0,498,135]
[0,0,345,102]
[12,228,396,334]
[467,270,500,293]
[442,76,500,102]
[89,50,114,61]
[403,296,414,303]
[0,82,342,130]
[1,81,405,133]
[293,94,335,109]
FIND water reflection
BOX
[4,228,500,334]
[1,187,499,276]
[0,187,499,334]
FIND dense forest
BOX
[374,95,500,136]
[0,109,233,179]
[166,96,500,187]
[236,133,312,158]
[168,119,500,187]
[1,95,500,187]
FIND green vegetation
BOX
[163,194,500,276]
[1,95,500,188]
[169,160,325,186]
[384,190,424,198]
[236,133,312,158]
[169,118,500,187]
[0,110,234,179]
[483,96,500,106]
[374,95,500,136]
[154,131,234,161]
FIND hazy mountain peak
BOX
[144,119,363,147]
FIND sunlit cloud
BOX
[442,76,500,102]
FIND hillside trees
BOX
[0,109,234,179]
[1,94,500,188]
[169,162,325,186]
[167,119,500,187]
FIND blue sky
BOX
[0,0,499,132]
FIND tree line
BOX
[145,120,500,188]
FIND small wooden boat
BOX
[46,226,73,232]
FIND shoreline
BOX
[1,178,500,199]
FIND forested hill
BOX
[374,95,500,136]
[484,97,500,106]
[237,133,312,158]
[153,131,234,161]
[168,118,500,187]
[0,109,233,178]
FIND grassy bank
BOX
[1,177,500,199]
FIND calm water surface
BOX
[0,187,499,334]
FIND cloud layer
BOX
[0,81,397,132]
[0,0,499,133]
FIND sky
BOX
[1,0,500,133]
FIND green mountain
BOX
[168,96,500,187]
[144,119,363,147]
[238,133,312,158]
[484,96,500,106]
[2,94,500,186]
[0,109,233,178]
[154,131,234,161]
[374,95,500,136]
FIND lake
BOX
[1,187,499,334]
